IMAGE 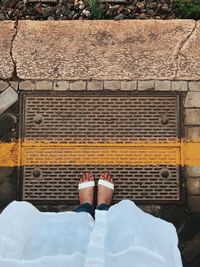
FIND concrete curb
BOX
[0,20,199,81]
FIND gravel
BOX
[0,0,180,20]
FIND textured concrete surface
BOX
[185,109,200,125]
[0,21,15,80]
[0,80,9,92]
[0,20,199,81]
[138,80,154,90]
[172,81,188,91]
[188,81,200,91]
[87,81,103,90]
[178,21,200,80]
[0,87,18,116]
[184,92,200,108]
[11,20,197,80]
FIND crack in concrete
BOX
[10,20,20,81]
[174,21,197,80]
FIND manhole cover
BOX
[19,91,184,204]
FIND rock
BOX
[65,11,73,19]
[127,5,136,11]
[60,5,66,14]
[10,0,18,8]
[114,13,124,20]
[111,5,120,10]
[2,0,10,8]
[48,16,55,20]
[168,13,176,19]
[82,9,90,17]
[77,0,84,6]
[146,9,155,15]
[146,2,157,9]
[79,4,85,10]
[161,3,170,12]
[118,5,125,12]
[42,7,54,18]
[55,3,62,15]
[72,13,79,19]
[139,12,147,19]
[124,8,130,16]
[36,4,43,14]
[67,3,74,9]
[136,2,145,10]
[0,13,7,20]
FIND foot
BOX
[78,171,94,206]
[97,171,114,206]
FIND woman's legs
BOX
[97,171,114,209]
[74,172,95,217]
[74,171,114,216]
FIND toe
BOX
[89,173,94,181]
[104,171,109,179]
[85,171,91,181]
[82,174,86,181]
[100,172,105,179]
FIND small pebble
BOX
[82,9,90,17]
[114,13,124,20]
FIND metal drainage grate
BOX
[19,91,184,204]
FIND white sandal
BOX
[78,180,95,190]
[98,179,114,190]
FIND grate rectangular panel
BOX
[21,146,181,202]
[23,166,180,202]
[22,92,180,143]
[20,92,183,204]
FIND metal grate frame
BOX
[18,91,185,205]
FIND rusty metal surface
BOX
[22,164,181,203]
[19,91,183,204]
[21,91,180,143]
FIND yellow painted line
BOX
[21,140,181,147]
[184,143,200,166]
[22,141,181,148]
[0,140,200,167]
[0,142,18,167]
[21,146,181,166]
